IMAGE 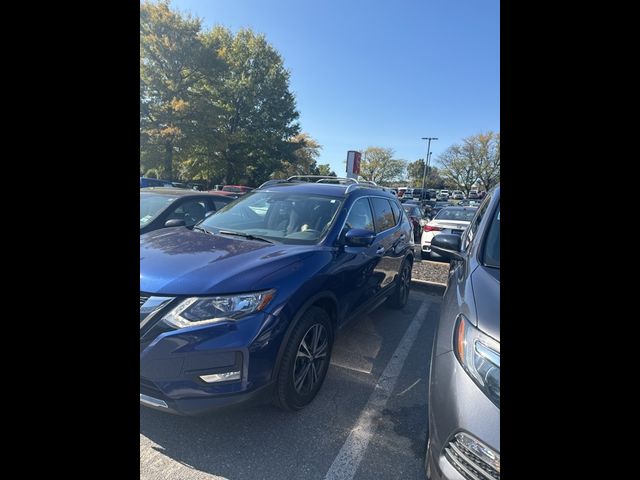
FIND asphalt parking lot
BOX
[140,288,442,480]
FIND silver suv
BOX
[425,185,500,479]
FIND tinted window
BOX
[212,198,230,210]
[390,200,402,225]
[403,205,421,217]
[371,197,395,233]
[435,208,477,221]
[168,200,208,227]
[482,203,500,268]
[140,193,176,226]
[345,197,375,231]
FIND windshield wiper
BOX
[217,230,274,243]
[193,225,214,235]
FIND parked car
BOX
[412,188,425,201]
[403,202,427,242]
[424,186,500,480]
[420,206,478,260]
[430,201,451,217]
[140,176,173,188]
[468,189,479,199]
[140,188,233,235]
[479,190,487,198]
[451,190,464,200]
[222,185,254,195]
[403,188,414,200]
[140,182,414,415]
[436,190,450,201]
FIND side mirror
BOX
[164,218,186,228]
[431,234,465,261]
[344,228,376,247]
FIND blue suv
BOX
[140,181,414,414]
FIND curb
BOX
[411,278,446,295]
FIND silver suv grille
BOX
[444,436,500,480]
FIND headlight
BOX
[453,315,500,407]
[161,289,276,329]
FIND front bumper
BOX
[426,351,500,479]
[140,300,288,415]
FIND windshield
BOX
[140,193,176,227]
[200,191,343,244]
[435,208,477,222]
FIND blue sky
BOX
[170,0,500,175]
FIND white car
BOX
[421,206,478,260]
[436,190,450,201]
[452,190,465,200]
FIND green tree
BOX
[359,147,407,185]
[270,133,322,178]
[203,27,300,185]
[426,166,445,189]
[317,164,336,176]
[468,131,500,191]
[140,1,209,181]
[407,158,425,187]
[437,145,479,195]
[437,132,500,194]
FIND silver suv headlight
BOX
[453,314,500,408]
[161,289,276,329]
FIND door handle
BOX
[375,246,385,255]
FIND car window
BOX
[168,200,208,227]
[435,208,477,221]
[463,193,492,251]
[140,193,177,226]
[345,197,375,231]
[390,200,402,225]
[482,202,500,268]
[202,191,343,245]
[212,198,230,211]
[371,197,396,233]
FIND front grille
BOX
[444,436,500,480]
[140,295,149,307]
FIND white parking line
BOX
[323,298,432,480]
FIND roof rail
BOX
[286,175,357,184]
[258,175,395,195]
[345,182,392,194]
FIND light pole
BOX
[421,137,438,200]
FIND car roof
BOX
[140,187,230,197]
[258,181,396,198]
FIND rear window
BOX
[435,208,477,221]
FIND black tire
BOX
[274,306,333,411]
[387,259,412,309]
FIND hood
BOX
[470,265,500,342]
[140,228,314,295]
